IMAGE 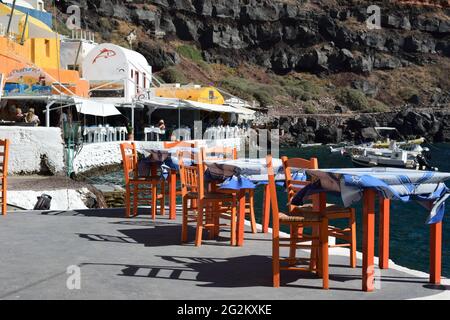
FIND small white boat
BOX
[351,149,419,169]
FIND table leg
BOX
[237,189,246,246]
[262,184,271,233]
[430,222,442,285]
[362,189,376,292]
[169,170,177,220]
[379,197,390,269]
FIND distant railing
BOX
[204,126,250,140]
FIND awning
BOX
[0,4,58,39]
[137,97,184,110]
[137,97,256,115]
[183,100,242,114]
[74,98,122,117]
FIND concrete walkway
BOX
[0,209,449,300]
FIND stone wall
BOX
[0,127,65,175]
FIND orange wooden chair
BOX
[202,147,258,236]
[120,142,165,219]
[0,139,9,216]
[267,155,329,289]
[178,149,238,246]
[282,156,357,268]
[163,141,197,210]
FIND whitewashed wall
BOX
[0,127,241,176]
[73,138,242,175]
[0,127,65,175]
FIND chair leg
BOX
[133,185,138,217]
[2,184,6,216]
[249,190,257,234]
[181,197,188,243]
[320,218,329,290]
[289,224,298,266]
[125,185,131,218]
[151,184,157,220]
[160,181,166,216]
[310,225,319,273]
[195,200,204,247]
[350,209,357,268]
[273,229,280,288]
[205,203,214,240]
[213,209,220,239]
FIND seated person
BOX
[158,120,166,140]
[25,108,40,126]
[158,120,166,132]
[15,107,24,122]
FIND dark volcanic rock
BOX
[136,42,180,71]
[61,0,450,76]
[267,109,450,146]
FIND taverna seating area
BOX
[1,138,450,300]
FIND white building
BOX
[82,43,152,103]
[60,32,98,75]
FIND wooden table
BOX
[301,168,450,292]
[204,158,287,246]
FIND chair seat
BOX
[279,211,323,223]
[186,192,234,200]
[291,203,353,215]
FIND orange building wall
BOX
[0,37,88,97]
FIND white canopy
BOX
[138,97,255,115]
[74,98,122,117]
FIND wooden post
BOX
[379,197,390,269]
[430,222,442,284]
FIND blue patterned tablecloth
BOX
[292,167,450,224]
[204,158,305,190]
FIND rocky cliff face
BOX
[53,0,450,143]
[63,0,450,74]
[258,108,450,145]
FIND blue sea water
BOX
[91,144,450,276]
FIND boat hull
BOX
[351,156,417,169]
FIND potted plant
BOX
[126,123,134,141]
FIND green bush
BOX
[336,88,369,111]
[221,77,278,107]
[367,99,390,113]
[253,89,275,107]
[303,101,317,114]
[159,67,188,84]
[278,77,321,101]
[176,45,204,63]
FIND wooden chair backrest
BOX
[0,139,10,179]
[120,142,138,184]
[202,147,237,161]
[282,156,318,204]
[267,155,280,229]
[178,150,204,199]
[164,141,197,149]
